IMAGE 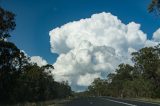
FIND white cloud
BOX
[30,56,47,67]
[153,28,160,42]
[145,28,160,47]
[77,73,101,86]
[49,12,160,91]
[49,12,147,55]
[145,40,159,47]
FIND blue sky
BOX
[1,0,160,64]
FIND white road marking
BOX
[101,98,137,106]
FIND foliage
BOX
[0,7,72,104]
[148,0,160,15]
[0,7,16,40]
[88,78,108,96]
[0,41,28,103]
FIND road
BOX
[64,97,160,106]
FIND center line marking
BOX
[101,98,137,106]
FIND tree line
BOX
[0,7,72,104]
[87,44,160,98]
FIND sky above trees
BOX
[1,0,160,91]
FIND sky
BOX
[1,0,160,91]
[1,0,160,64]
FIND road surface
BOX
[64,97,160,106]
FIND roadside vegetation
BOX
[0,7,72,105]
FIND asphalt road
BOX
[64,97,160,106]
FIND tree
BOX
[0,7,16,40]
[54,81,72,98]
[0,6,29,103]
[106,64,134,97]
[0,6,72,104]
[0,41,28,103]
[132,45,160,97]
[88,78,108,96]
[15,64,54,102]
[148,0,160,15]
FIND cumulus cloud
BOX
[49,12,160,91]
[50,13,147,55]
[145,28,160,47]
[30,56,47,67]
[20,51,48,67]
[77,73,101,86]
[153,28,160,42]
